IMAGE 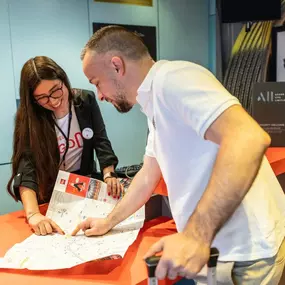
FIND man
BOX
[72,25,285,284]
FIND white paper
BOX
[0,171,144,270]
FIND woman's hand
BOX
[28,213,65,236]
[104,177,124,199]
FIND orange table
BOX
[266,148,285,176]
[153,148,285,198]
[1,148,284,285]
[0,204,180,285]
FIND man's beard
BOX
[112,80,133,113]
[114,95,133,113]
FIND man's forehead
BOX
[83,51,106,74]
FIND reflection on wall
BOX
[218,0,285,114]
[223,22,273,113]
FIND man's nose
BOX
[97,90,104,101]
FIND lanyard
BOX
[54,104,72,169]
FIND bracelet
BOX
[27,212,40,221]
[103,171,118,181]
[104,176,118,183]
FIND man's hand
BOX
[71,156,160,238]
[28,213,65,236]
[143,233,210,280]
[71,217,111,236]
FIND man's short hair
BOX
[81,25,150,61]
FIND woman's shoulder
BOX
[72,88,95,106]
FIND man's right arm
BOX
[107,155,161,228]
[72,155,161,236]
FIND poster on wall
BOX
[252,82,285,146]
[94,0,152,6]
[93,23,157,61]
[270,26,285,82]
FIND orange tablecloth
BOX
[153,178,168,196]
[0,204,180,285]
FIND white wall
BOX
[0,0,17,164]
[9,0,90,96]
[158,0,209,67]
[0,0,21,214]
[0,165,22,215]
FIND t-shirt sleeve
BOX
[145,118,156,158]
[160,63,241,138]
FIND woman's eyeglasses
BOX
[35,81,64,105]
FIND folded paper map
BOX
[0,171,144,270]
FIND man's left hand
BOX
[143,233,210,280]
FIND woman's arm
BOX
[102,165,115,176]
[20,186,64,235]
[12,154,64,236]
[20,186,40,219]
[102,164,123,198]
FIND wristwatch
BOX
[103,171,118,181]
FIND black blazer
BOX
[13,89,118,202]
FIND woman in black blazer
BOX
[7,56,121,236]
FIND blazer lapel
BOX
[74,98,94,175]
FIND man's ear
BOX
[111,56,125,76]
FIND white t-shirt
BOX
[55,105,83,172]
[137,60,285,262]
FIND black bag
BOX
[116,163,143,178]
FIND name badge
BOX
[82,128,93,139]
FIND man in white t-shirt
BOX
[73,26,285,284]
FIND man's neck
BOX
[128,57,155,104]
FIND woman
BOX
[7,56,121,236]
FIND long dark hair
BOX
[7,56,73,202]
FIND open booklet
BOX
[0,171,144,270]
